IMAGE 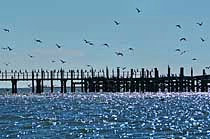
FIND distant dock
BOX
[0,66,210,94]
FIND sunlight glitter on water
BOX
[0,92,210,138]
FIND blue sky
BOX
[0,0,210,75]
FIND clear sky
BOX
[0,0,210,75]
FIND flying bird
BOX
[192,58,197,61]
[84,40,90,44]
[59,59,66,64]
[175,48,181,52]
[200,37,205,42]
[7,46,13,51]
[136,8,141,13]
[35,39,42,43]
[196,22,203,26]
[180,38,187,42]
[180,50,187,55]
[128,48,134,51]
[176,25,182,29]
[3,29,10,32]
[28,55,34,58]
[114,20,120,25]
[88,42,94,46]
[115,52,124,56]
[56,43,62,48]
[4,63,10,66]
[103,43,110,48]
[51,60,56,63]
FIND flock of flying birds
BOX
[175,22,210,69]
[0,8,142,69]
[1,7,209,70]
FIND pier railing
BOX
[1,67,210,94]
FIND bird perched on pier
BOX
[192,58,197,61]
[180,38,187,42]
[34,39,42,43]
[205,66,210,69]
[56,43,62,48]
[86,65,93,68]
[114,20,120,26]
[59,59,66,64]
[122,67,126,70]
[196,22,203,26]
[115,52,124,56]
[176,25,182,29]
[103,43,110,48]
[200,37,205,42]
[136,8,141,14]
[3,28,10,32]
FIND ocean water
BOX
[0,90,210,138]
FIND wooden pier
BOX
[0,66,210,94]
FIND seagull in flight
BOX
[59,59,66,64]
[56,43,62,48]
[136,8,141,13]
[115,52,124,56]
[200,37,205,42]
[7,46,13,51]
[128,48,134,51]
[180,37,187,42]
[84,39,90,44]
[192,58,197,61]
[88,42,94,46]
[180,50,187,55]
[103,43,110,48]
[51,60,56,63]
[3,28,10,32]
[175,48,181,52]
[114,20,120,25]
[35,39,42,43]
[28,55,34,58]
[196,22,203,26]
[176,25,182,29]
[4,63,10,66]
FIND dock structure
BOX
[0,66,210,94]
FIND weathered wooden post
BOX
[11,78,17,94]
[81,70,84,92]
[141,68,145,92]
[130,69,135,92]
[36,79,41,94]
[154,68,159,92]
[32,70,35,93]
[70,70,74,92]
[191,67,195,92]
[50,70,54,93]
[117,68,120,92]
[179,67,184,92]
[167,65,171,92]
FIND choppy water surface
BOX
[0,92,210,138]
